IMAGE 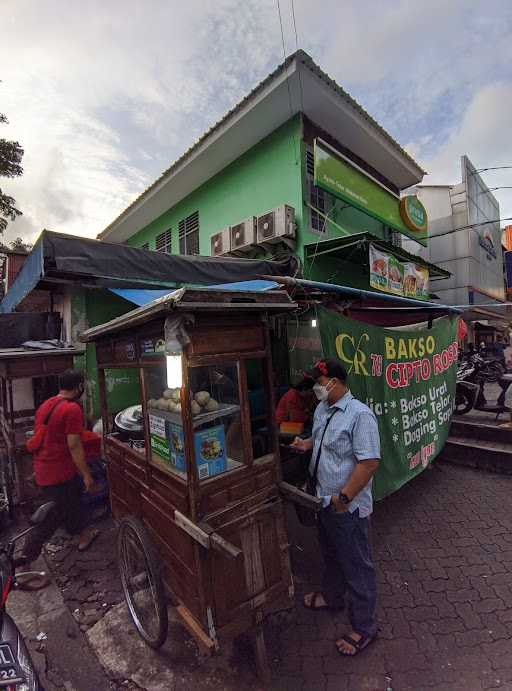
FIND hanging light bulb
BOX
[166,354,183,388]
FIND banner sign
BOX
[318,307,458,499]
[314,139,428,246]
[369,244,429,299]
[506,251,512,293]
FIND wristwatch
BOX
[338,492,351,505]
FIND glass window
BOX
[104,368,144,457]
[144,362,186,478]
[246,358,275,463]
[189,363,245,480]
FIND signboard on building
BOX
[505,251,512,294]
[314,139,428,246]
[317,308,458,499]
[369,244,429,300]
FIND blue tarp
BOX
[109,288,174,306]
[110,280,279,307]
[0,240,44,314]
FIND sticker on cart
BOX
[193,425,227,479]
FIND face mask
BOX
[313,379,334,402]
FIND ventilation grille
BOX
[179,211,199,255]
[155,229,172,253]
[306,150,315,178]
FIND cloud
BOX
[420,82,512,220]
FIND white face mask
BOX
[313,379,334,402]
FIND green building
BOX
[100,50,446,294]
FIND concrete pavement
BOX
[8,460,512,690]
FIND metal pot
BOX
[114,405,144,441]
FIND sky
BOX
[1,0,512,245]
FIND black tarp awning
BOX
[0,230,299,313]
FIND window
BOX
[155,229,172,253]
[141,242,149,251]
[178,211,200,255]
[306,150,328,233]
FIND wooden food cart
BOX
[0,347,81,517]
[81,288,318,681]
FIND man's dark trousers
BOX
[318,506,377,637]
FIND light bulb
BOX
[311,319,317,328]
[166,354,182,388]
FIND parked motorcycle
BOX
[0,502,55,690]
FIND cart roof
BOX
[81,287,297,342]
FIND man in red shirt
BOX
[275,377,314,427]
[17,369,99,565]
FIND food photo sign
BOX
[317,308,459,499]
[369,244,429,300]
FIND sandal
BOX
[336,632,377,656]
[303,591,343,612]
[77,528,100,552]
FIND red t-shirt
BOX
[33,396,84,486]
[275,388,310,425]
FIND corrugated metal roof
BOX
[99,50,424,241]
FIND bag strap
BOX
[310,408,339,488]
[41,397,67,426]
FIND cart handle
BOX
[278,481,323,512]
[174,510,242,560]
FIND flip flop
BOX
[336,632,377,656]
[303,591,343,612]
[77,528,100,552]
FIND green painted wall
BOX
[128,117,304,257]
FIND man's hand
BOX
[291,437,313,452]
[82,473,96,494]
[330,495,349,513]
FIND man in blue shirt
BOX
[292,358,380,656]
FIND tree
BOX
[0,106,24,234]
[9,237,32,253]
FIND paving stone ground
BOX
[35,461,512,689]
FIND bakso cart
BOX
[81,288,318,682]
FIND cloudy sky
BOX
[1,0,511,245]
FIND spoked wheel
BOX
[117,516,168,648]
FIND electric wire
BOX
[290,0,305,115]
[276,0,299,165]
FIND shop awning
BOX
[303,232,450,279]
[0,231,298,314]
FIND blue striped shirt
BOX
[309,391,380,517]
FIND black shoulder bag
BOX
[295,409,339,527]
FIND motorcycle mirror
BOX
[30,501,56,526]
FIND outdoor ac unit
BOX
[210,228,230,257]
[230,217,256,253]
[256,205,296,245]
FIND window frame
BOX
[178,211,200,255]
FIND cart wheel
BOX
[117,516,168,648]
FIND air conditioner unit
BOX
[210,228,230,257]
[256,205,295,245]
[230,217,256,253]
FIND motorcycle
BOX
[0,502,55,690]
[455,354,510,416]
